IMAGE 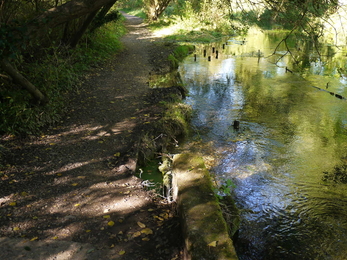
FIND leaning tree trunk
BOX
[0,59,48,104]
[90,0,118,32]
[69,8,101,48]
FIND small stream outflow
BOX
[179,30,347,259]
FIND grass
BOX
[0,17,127,135]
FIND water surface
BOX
[179,29,347,259]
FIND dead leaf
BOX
[30,237,38,241]
[137,222,146,228]
[141,228,153,235]
[107,221,115,227]
[103,215,111,219]
[208,241,218,247]
[119,250,126,255]
[132,231,141,238]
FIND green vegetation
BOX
[1,18,126,135]
[1,0,344,135]
[168,45,195,68]
[120,0,343,46]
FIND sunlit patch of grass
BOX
[150,15,233,43]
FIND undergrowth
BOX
[0,16,126,135]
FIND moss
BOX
[168,45,195,69]
[173,153,239,259]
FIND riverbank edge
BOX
[172,153,239,260]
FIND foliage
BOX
[91,10,122,32]
[214,178,236,201]
[0,18,126,135]
[168,45,195,68]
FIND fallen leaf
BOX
[103,215,111,219]
[208,241,218,247]
[9,201,17,206]
[142,237,150,241]
[132,231,141,238]
[110,244,115,248]
[119,250,126,255]
[113,152,120,157]
[52,236,58,239]
[71,183,78,186]
[30,237,38,241]
[13,227,20,231]
[107,221,115,227]
[141,228,153,235]
[137,222,146,228]
[74,204,80,207]
[86,230,91,233]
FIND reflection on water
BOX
[179,28,347,259]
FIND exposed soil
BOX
[0,13,184,259]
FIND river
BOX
[178,28,347,259]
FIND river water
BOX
[178,29,347,259]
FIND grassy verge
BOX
[0,17,126,135]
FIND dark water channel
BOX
[178,29,347,259]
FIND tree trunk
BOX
[0,59,48,104]
[89,0,117,32]
[27,0,119,35]
[97,0,117,20]
[69,8,101,48]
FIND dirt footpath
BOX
[0,13,183,260]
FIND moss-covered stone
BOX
[173,153,239,260]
